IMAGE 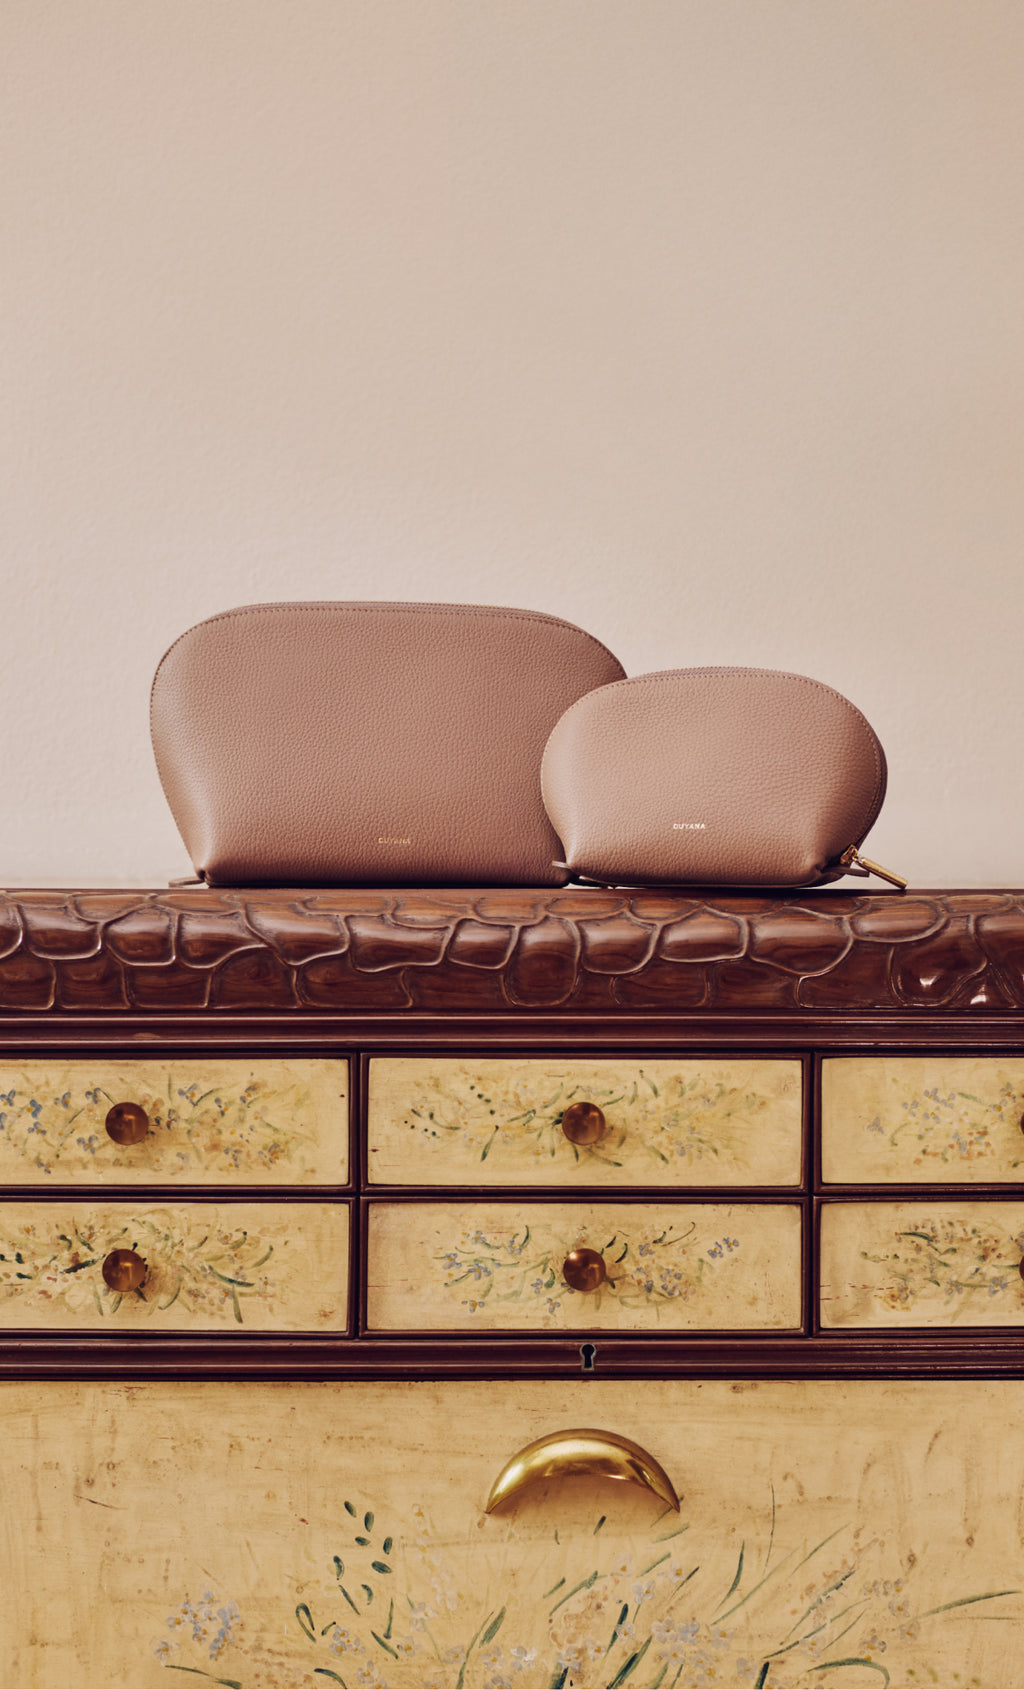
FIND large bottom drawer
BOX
[2,1378,1022,1688]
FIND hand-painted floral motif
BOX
[151,1488,1019,1688]
[367,1201,799,1332]
[436,1222,739,1319]
[0,1208,281,1324]
[864,1081,1023,1170]
[379,1061,797,1184]
[0,1060,347,1182]
[860,1215,1024,1320]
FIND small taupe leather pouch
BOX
[541,667,903,889]
[150,601,624,887]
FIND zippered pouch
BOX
[151,601,624,886]
[541,667,904,890]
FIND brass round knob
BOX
[562,1247,607,1293]
[560,1101,607,1146]
[104,1102,149,1145]
[101,1248,147,1293]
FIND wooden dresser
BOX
[2,885,1024,1690]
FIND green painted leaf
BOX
[608,1633,652,1688]
[355,1535,370,1546]
[162,1668,243,1689]
[550,1570,599,1616]
[370,1630,398,1660]
[295,1603,316,1641]
[815,1660,890,1687]
[456,1614,489,1689]
[382,1536,393,1555]
[480,1606,506,1644]
[344,1500,357,1516]
[913,1586,1021,1621]
[208,1268,254,1287]
[338,1585,359,1615]
[371,1561,391,1575]
[364,1511,374,1531]
[639,1550,671,1577]
[722,1542,745,1603]
[314,1672,347,1686]
[608,1599,629,1651]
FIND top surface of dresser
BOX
[0,884,1022,1037]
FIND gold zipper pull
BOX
[839,846,908,891]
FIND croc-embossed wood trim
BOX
[1,888,1023,1014]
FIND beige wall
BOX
[2,0,1022,888]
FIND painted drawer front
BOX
[2,1377,1024,1688]
[365,1200,801,1331]
[821,1056,1024,1184]
[0,1200,349,1330]
[0,1057,349,1184]
[367,1056,802,1187]
[820,1200,1024,1327]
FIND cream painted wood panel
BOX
[821,1056,1024,1184]
[2,1377,1023,1688]
[367,1056,802,1186]
[820,1200,1024,1327]
[366,1201,801,1331]
[0,1201,349,1330]
[0,1057,349,1183]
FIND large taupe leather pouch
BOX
[541,667,901,889]
[151,601,624,887]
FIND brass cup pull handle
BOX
[104,1102,150,1145]
[101,1248,147,1293]
[485,1428,679,1514]
[560,1101,607,1146]
[562,1247,607,1293]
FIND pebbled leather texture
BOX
[541,667,887,888]
[150,602,624,887]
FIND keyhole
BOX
[580,1341,597,1374]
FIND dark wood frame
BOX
[1,889,1022,1379]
